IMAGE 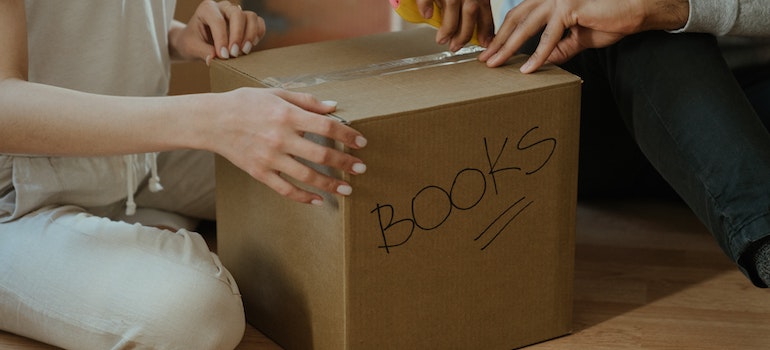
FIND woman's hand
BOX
[201,88,368,205]
[169,0,266,65]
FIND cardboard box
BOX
[211,28,581,350]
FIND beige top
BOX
[0,0,176,221]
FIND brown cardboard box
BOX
[211,28,581,350]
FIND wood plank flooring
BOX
[2,199,768,349]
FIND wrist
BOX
[642,0,690,31]
[167,20,190,61]
[182,93,219,152]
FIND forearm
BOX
[0,78,210,156]
[678,0,770,36]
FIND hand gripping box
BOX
[211,28,581,350]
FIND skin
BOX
[478,0,691,72]
[0,0,368,205]
[415,0,496,51]
[415,0,689,72]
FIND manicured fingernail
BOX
[322,100,338,107]
[438,36,449,45]
[311,199,324,206]
[355,136,367,148]
[205,55,212,66]
[242,41,253,55]
[230,44,240,58]
[219,46,230,59]
[337,184,353,196]
[352,163,367,174]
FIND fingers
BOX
[415,0,436,19]
[255,170,330,206]
[240,89,368,205]
[241,116,366,205]
[242,12,266,55]
[219,1,247,57]
[474,1,495,46]
[271,90,369,151]
[264,122,366,205]
[437,0,460,45]
[196,0,265,60]
[546,28,582,65]
[448,0,494,50]
[255,152,358,206]
[478,6,534,68]
[418,0,492,50]
[479,2,557,71]
[520,18,565,73]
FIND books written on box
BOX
[211,28,581,350]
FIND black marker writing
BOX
[370,128,556,253]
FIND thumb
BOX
[414,0,435,19]
[186,39,218,66]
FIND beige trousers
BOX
[0,151,245,350]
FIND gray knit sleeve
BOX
[677,0,770,36]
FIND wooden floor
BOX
[2,199,769,349]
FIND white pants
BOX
[0,151,245,350]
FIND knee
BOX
[155,270,246,350]
[121,265,245,350]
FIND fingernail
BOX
[438,36,449,45]
[322,100,338,108]
[205,55,212,66]
[520,59,532,73]
[337,184,353,196]
[242,41,253,55]
[230,44,240,58]
[311,199,324,206]
[422,7,433,19]
[355,136,368,148]
[490,52,503,66]
[352,163,367,174]
[219,46,230,59]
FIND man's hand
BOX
[415,0,495,51]
[479,0,689,73]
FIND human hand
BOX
[206,88,368,205]
[169,0,266,65]
[415,0,494,51]
[479,0,689,73]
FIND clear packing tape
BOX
[260,45,486,89]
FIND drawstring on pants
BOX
[147,152,164,193]
[123,153,164,216]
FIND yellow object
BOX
[390,0,480,45]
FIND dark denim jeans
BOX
[544,31,770,286]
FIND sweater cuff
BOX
[670,0,738,35]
